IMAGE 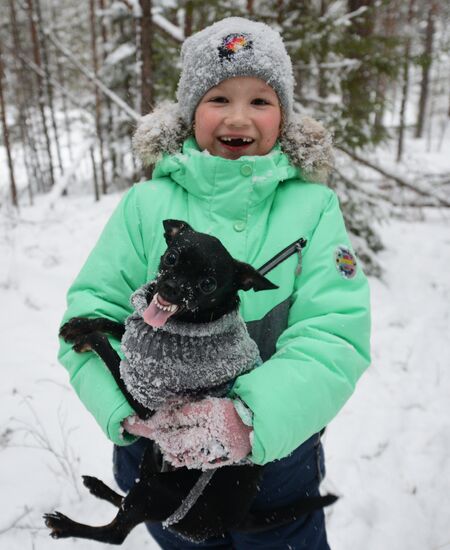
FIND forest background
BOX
[1,1,450,549]
[1,0,449,273]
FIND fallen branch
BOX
[338,146,450,207]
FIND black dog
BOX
[44,220,336,544]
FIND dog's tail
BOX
[235,493,338,533]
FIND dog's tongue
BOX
[142,294,177,328]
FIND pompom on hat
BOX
[176,17,295,124]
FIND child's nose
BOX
[224,106,250,127]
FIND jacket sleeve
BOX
[58,185,148,445]
[231,189,371,465]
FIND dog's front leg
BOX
[85,332,152,419]
[62,324,151,419]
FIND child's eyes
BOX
[251,98,271,106]
[208,96,228,103]
[206,97,271,105]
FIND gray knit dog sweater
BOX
[120,282,261,410]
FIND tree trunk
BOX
[415,1,438,138]
[52,27,74,161]
[27,0,55,189]
[374,0,398,131]
[35,0,64,174]
[139,0,153,115]
[90,147,100,202]
[276,0,284,25]
[0,40,18,208]
[9,0,35,202]
[184,1,194,37]
[397,0,415,162]
[98,0,117,182]
[317,0,329,99]
[89,0,107,194]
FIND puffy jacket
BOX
[59,121,371,465]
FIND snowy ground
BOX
[1,190,450,550]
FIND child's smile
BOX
[194,77,281,160]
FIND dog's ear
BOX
[163,220,193,245]
[234,260,279,292]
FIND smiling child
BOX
[59,17,371,549]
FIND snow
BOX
[103,42,136,67]
[1,190,449,548]
[324,210,450,550]
[1,139,450,547]
[152,12,184,43]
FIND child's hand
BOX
[122,415,156,439]
[148,397,252,470]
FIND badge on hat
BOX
[335,245,357,279]
[218,33,252,60]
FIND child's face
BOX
[194,76,281,160]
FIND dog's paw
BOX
[59,317,94,342]
[72,335,93,353]
[82,475,111,498]
[43,511,75,538]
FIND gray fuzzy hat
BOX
[176,17,295,124]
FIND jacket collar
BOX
[152,137,299,206]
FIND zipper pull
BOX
[257,238,308,277]
[295,238,307,276]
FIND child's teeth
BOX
[221,137,253,143]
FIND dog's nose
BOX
[160,279,179,301]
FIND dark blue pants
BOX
[113,434,331,549]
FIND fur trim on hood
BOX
[132,101,334,181]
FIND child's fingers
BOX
[122,416,156,438]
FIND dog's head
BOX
[143,220,277,327]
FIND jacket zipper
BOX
[257,238,308,277]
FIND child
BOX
[59,17,371,549]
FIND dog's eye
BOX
[199,277,217,294]
[163,250,179,267]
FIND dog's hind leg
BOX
[82,476,124,507]
[43,508,142,545]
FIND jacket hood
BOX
[132,101,333,182]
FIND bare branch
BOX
[44,30,140,122]
[338,146,450,207]
[0,507,31,535]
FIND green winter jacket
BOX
[59,136,371,466]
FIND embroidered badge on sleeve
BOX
[335,245,357,279]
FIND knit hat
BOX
[176,17,295,124]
